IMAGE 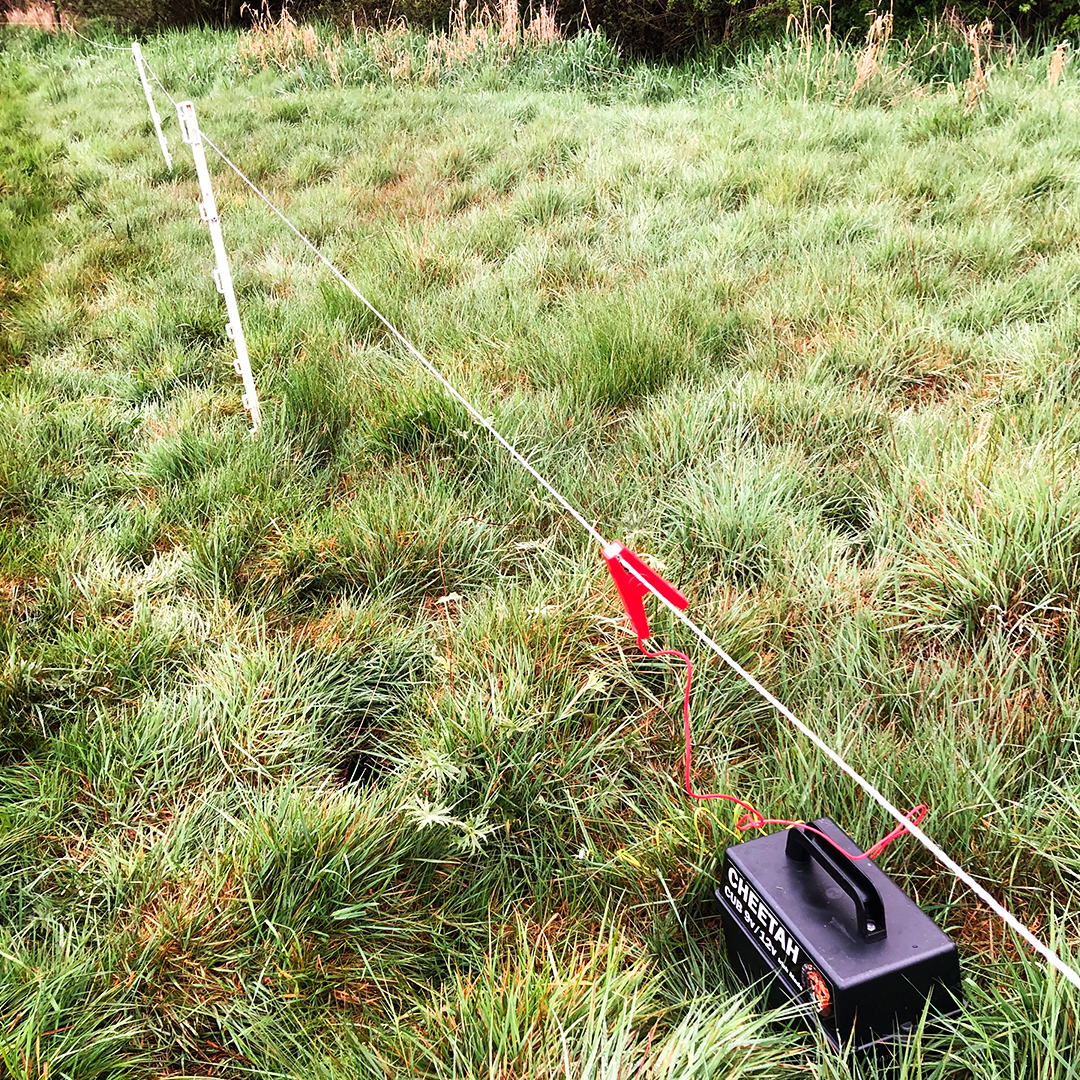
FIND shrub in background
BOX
[53,0,224,29]
[22,0,1080,51]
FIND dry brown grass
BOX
[4,1,58,30]
[421,0,496,81]
[238,0,563,87]
[239,1,321,73]
[1049,41,1070,87]
[942,5,996,113]
[962,19,991,112]
[525,2,559,45]
[497,0,518,45]
[0,574,39,618]
[419,0,563,83]
[784,0,841,99]
[847,10,892,103]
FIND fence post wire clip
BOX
[603,541,689,643]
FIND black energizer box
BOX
[714,818,963,1052]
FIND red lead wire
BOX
[634,639,927,863]
[602,542,926,860]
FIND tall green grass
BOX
[2,11,1080,1078]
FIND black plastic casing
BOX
[715,818,963,1052]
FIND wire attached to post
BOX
[174,99,262,434]
[131,42,171,169]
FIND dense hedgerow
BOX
[30,0,1080,52]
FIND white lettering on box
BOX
[723,864,804,984]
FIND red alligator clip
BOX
[603,541,689,642]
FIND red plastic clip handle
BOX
[603,542,689,642]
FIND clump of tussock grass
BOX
[0,937,155,1080]
[525,292,694,412]
[237,472,507,609]
[894,475,1080,649]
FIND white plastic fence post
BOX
[131,42,172,170]
[175,99,263,434]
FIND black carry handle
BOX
[785,826,887,942]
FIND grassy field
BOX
[3,9,1080,1077]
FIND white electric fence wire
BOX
[131,43,172,169]
[132,52,1080,992]
[141,57,603,541]
[174,100,262,433]
[198,130,608,548]
[68,26,130,49]
[616,554,1080,992]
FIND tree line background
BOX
[2,0,1072,56]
